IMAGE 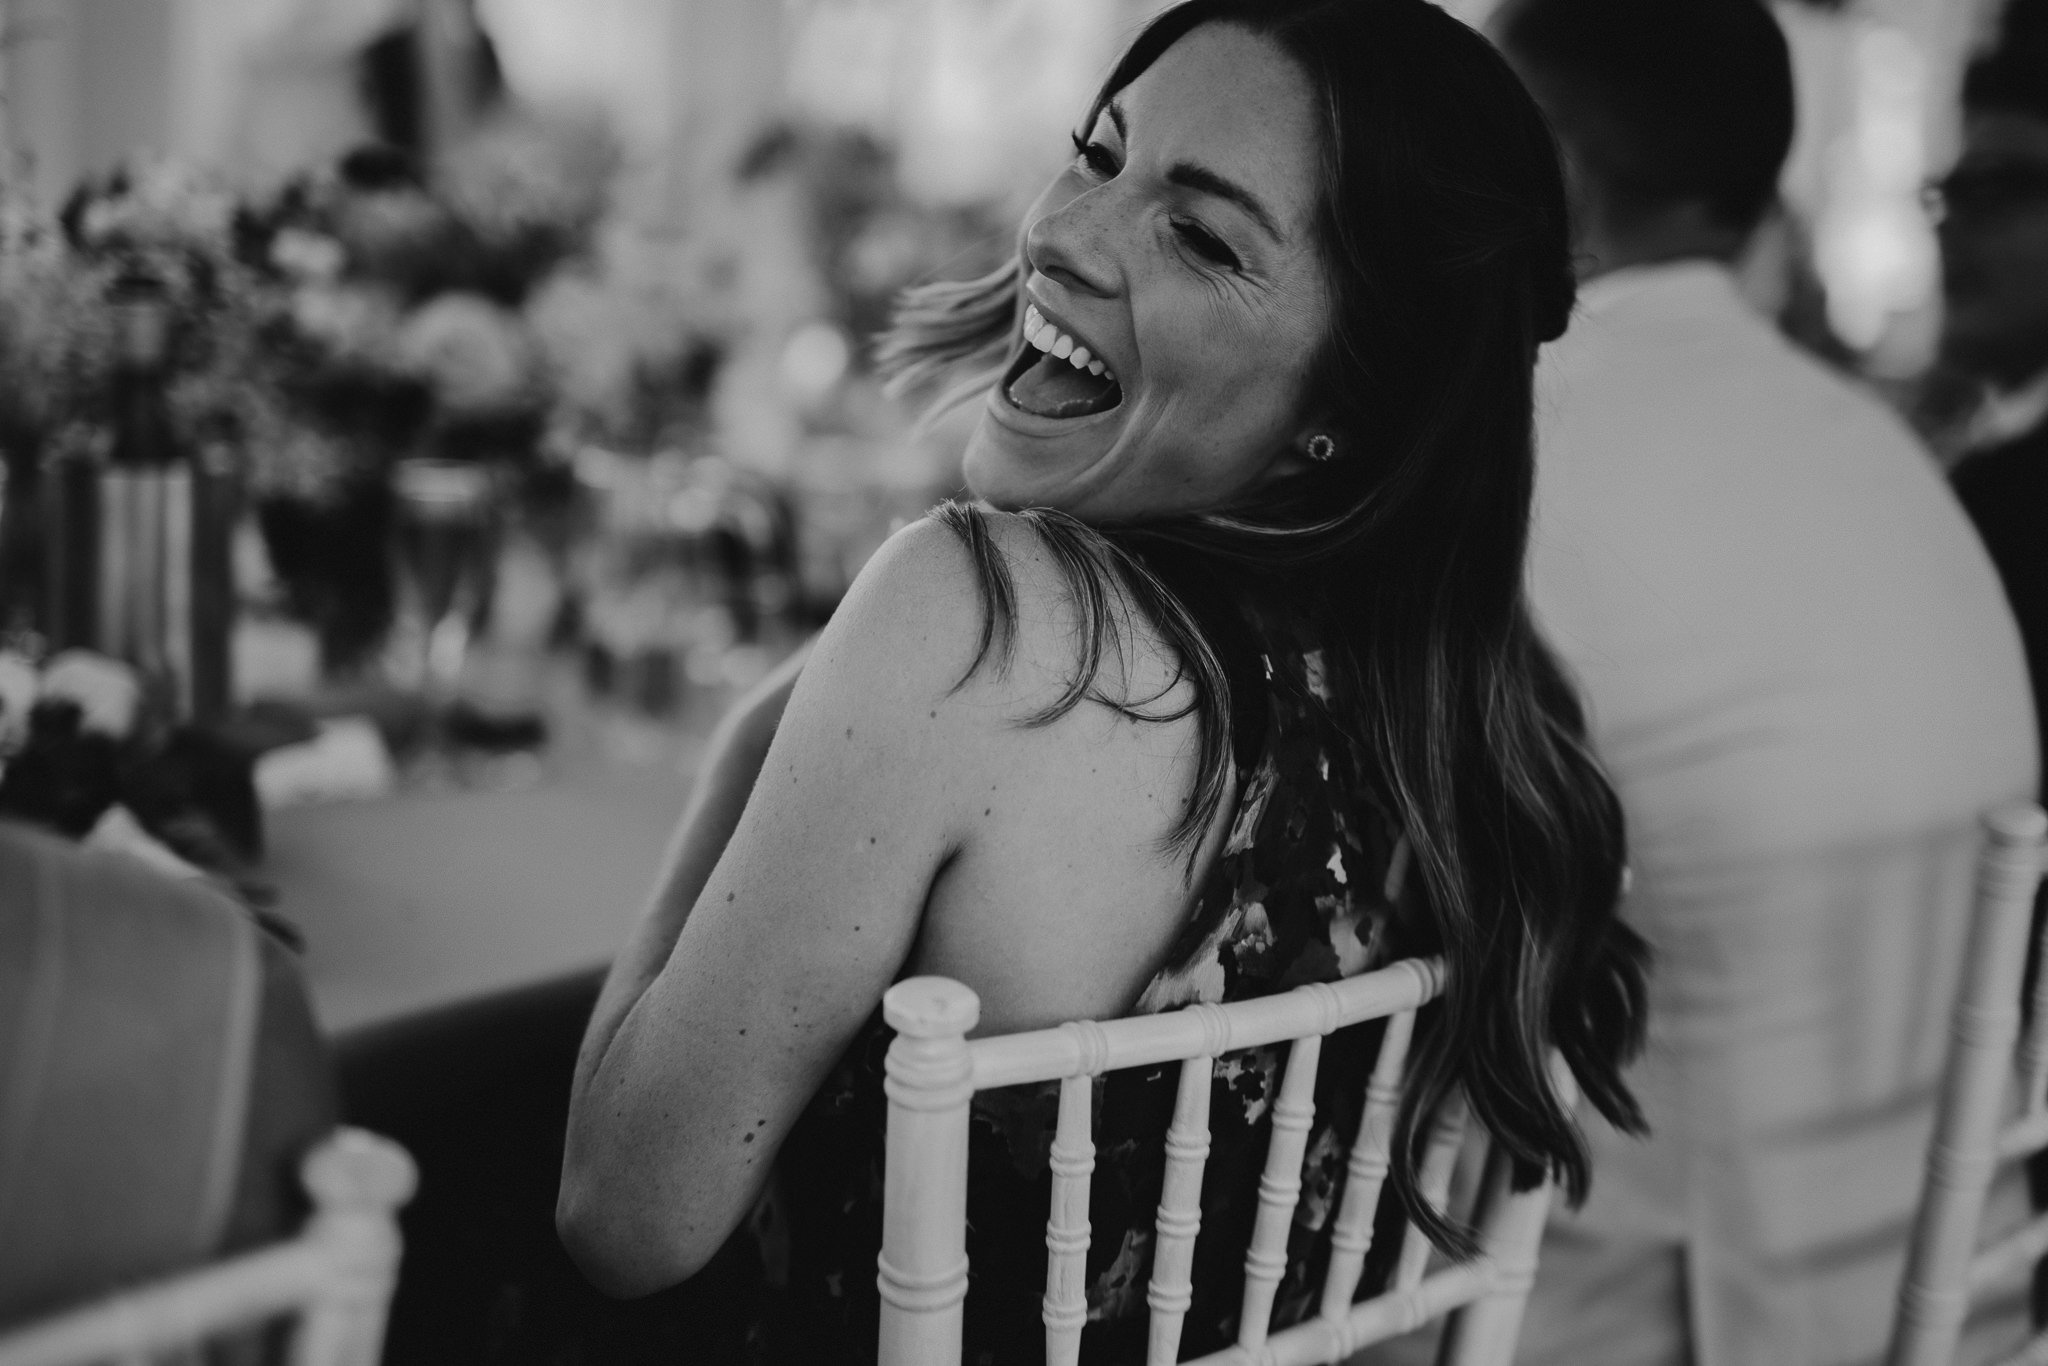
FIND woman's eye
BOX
[1174,220,1240,270]
[1069,132,1118,178]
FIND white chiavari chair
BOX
[877,956,1574,1366]
[1892,803,2048,1366]
[0,1127,416,1366]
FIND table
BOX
[261,640,755,1033]
[270,765,688,1033]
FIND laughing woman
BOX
[559,1,1647,1360]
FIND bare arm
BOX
[570,640,813,1107]
[558,525,979,1296]
[556,516,1208,1298]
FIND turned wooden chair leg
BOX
[292,1128,418,1366]
[878,977,981,1366]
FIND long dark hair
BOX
[881,0,1647,1253]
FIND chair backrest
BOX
[0,1126,415,1366]
[1891,803,2048,1366]
[876,956,1575,1366]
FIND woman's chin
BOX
[958,447,1035,513]
[963,402,1120,516]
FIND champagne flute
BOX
[388,458,498,699]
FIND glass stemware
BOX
[387,458,499,698]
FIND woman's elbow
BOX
[555,1166,715,1298]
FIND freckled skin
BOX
[963,25,1333,521]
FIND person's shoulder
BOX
[805,506,1077,715]
[815,504,1184,727]
[833,503,1068,644]
[848,503,1066,612]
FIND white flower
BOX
[40,650,143,739]
[291,283,405,364]
[270,228,346,283]
[396,293,542,414]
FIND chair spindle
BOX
[1237,1033,1326,1350]
[1437,1057,1577,1366]
[1319,1008,1418,1320]
[1044,1073,1098,1366]
[1146,1054,1217,1366]
[2024,882,2048,1118]
[878,977,981,1366]
[290,1128,417,1366]
[1889,806,2048,1366]
[1393,1089,1470,1291]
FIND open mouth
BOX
[1002,304,1124,420]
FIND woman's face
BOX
[963,23,1333,521]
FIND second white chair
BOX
[1892,803,2048,1366]
[0,1126,416,1366]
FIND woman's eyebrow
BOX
[1164,162,1284,243]
[1105,96,1284,244]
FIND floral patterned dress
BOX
[745,642,1420,1365]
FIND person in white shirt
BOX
[1944,0,2048,803]
[1484,1,2039,1362]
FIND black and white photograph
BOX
[1,0,2046,1362]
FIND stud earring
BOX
[1305,433,1338,463]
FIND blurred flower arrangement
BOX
[239,114,620,499]
[0,117,633,872]
[0,644,274,893]
[0,159,266,476]
[526,229,734,455]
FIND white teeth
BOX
[1022,304,1118,382]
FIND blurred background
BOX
[0,0,2018,1028]
[0,3,2041,1362]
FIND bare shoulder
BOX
[810,506,1185,722]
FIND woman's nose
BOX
[1025,189,1119,299]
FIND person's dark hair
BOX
[1493,0,1794,236]
[880,0,1647,1256]
[1964,0,2048,123]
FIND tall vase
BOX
[40,446,238,723]
[40,274,238,723]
